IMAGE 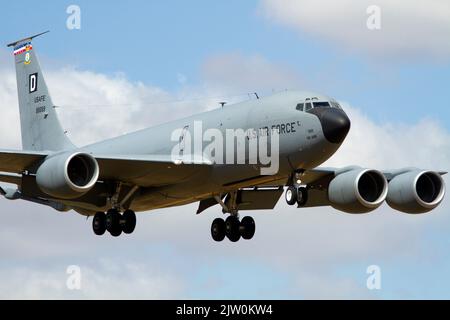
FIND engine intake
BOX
[328,168,388,213]
[387,170,445,214]
[36,152,99,199]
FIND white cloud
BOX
[325,104,450,170]
[0,260,183,299]
[0,50,449,299]
[47,68,209,146]
[260,0,450,60]
[202,52,305,94]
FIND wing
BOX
[243,167,337,208]
[252,166,447,209]
[196,168,334,214]
[0,149,212,188]
[0,149,48,173]
[94,154,212,187]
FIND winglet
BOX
[7,30,50,47]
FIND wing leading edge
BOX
[0,149,212,188]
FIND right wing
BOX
[0,149,212,188]
[0,149,48,173]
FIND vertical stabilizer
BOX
[7,32,75,151]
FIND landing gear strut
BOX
[92,208,136,237]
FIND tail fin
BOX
[7,32,75,151]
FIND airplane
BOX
[0,32,446,242]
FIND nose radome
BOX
[320,108,351,144]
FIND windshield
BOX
[296,99,342,112]
[330,100,342,109]
[313,101,330,108]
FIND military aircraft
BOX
[1,32,446,242]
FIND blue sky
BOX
[0,0,449,299]
[2,0,449,126]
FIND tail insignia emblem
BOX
[24,52,31,65]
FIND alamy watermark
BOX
[170,121,280,175]
[66,265,81,290]
[366,265,381,290]
[366,5,381,30]
[66,5,81,30]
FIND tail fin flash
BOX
[7,32,75,151]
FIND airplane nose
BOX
[320,108,351,144]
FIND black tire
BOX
[297,187,308,207]
[106,209,122,237]
[92,212,106,236]
[211,218,226,242]
[225,216,241,242]
[122,209,136,234]
[240,216,256,240]
[285,186,298,205]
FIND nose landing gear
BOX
[285,186,308,207]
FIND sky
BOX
[0,0,449,299]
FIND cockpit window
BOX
[297,98,340,112]
[296,103,304,111]
[330,100,342,109]
[313,101,330,108]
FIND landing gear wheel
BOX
[285,186,298,205]
[122,209,136,234]
[106,209,122,237]
[211,218,226,242]
[240,216,255,240]
[225,216,241,242]
[92,212,106,236]
[297,187,308,207]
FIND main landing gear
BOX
[209,191,256,242]
[92,208,136,237]
[211,215,256,242]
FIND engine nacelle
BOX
[386,169,445,214]
[36,152,99,199]
[328,168,388,213]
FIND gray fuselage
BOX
[75,90,347,212]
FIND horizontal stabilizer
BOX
[7,31,49,47]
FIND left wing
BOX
[255,166,447,213]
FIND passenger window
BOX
[296,103,304,111]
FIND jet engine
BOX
[328,168,388,213]
[386,169,445,214]
[36,152,99,199]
